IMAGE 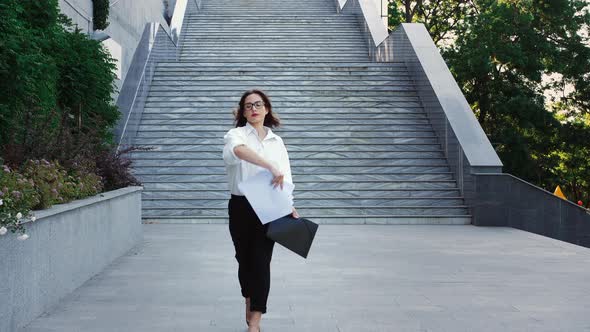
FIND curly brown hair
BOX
[234,89,281,128]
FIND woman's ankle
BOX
[249,311,262,324]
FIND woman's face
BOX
[243,93,268,126]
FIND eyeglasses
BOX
[244,101,265,111]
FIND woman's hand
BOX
[270,166,284,190]
[291,207,300,219]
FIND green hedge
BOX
[0,0,143,238]
[0,0,119,166]
[92,0,110,30]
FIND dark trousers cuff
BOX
[250,303,267,314]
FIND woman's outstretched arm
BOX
[233,145,285,189]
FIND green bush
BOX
[69,158,104,199]
[0,165,38,235]
[22,159,75,209]
[0,0,141,239]
[0,159,105,235]
[93,0,110,30]
[0,0,118,167]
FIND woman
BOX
[223,89,298,332]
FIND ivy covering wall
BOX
[92,0,110,30]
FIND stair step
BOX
[147,92,418,99]
[181,39,365,42]
[141,189,462,199]
[140,113,426,120]
[135,131,438,139]
[184,17,353,22]
[149,76,410,85]
[180,45,365,49]
[142,198,465,208]
[182,29,362,32]
[131,151,445,159]
[152,75,409,81]
[149,81,412,87]
[156,61,406,66]
[142,181,459,191]
[153,70,408,76]
[155,62,406,69]
[148,88,414,95]
[144,101,423,107]
[137,124,432,132]
[137,173,454,183]
[139,121,429,127]
[133,165,451,174]
[134,137,440,145]
[142,107,422,113]
[177,57,371,62]
[142,206,469,217]
[132,158,449,167]
[132,145,441,153]
[197,10,337,13]
[142,216,471,225]
[179,52,369,56]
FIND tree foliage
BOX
[0,0,119,167]
[92,0,110,30]
[443,0,590,204]
[388,0,590,204]
[388,0,474,45]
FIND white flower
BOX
[31,216,37,222]
[17,233,29,241]
[16,212,23,219]
[0,227,7,235]
[0,199,3,206]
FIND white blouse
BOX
[223,122,294,204]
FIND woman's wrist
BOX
[268,165,280,176]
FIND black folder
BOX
[266,215,318,258]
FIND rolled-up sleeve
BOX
[223,128,246,166]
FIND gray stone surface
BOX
[472,173,590,248]
[1,187,143,332]
[129,0,471,223]
[390,24,503,203]
[20,224,590,332]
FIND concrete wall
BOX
[341,0,389,48]
[58,0,170,96]
[0,187,143,332]
[391,24,503,197]
[472,174,590,248]
[59,0,93,32]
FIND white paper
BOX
[237,170,294,224]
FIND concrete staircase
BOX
[131,0,472,224]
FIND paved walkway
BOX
[21,224,590,332]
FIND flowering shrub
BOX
[0,159,105,239]
[66,157,104,199]
[22,160,76,210]
[0,165,38,236]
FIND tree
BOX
[549,113,590,207]
[0,0,119,167]
[444,0,590,202]
[388,0,474,45]
[534,0,590,117]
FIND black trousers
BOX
[228,195,275,314]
